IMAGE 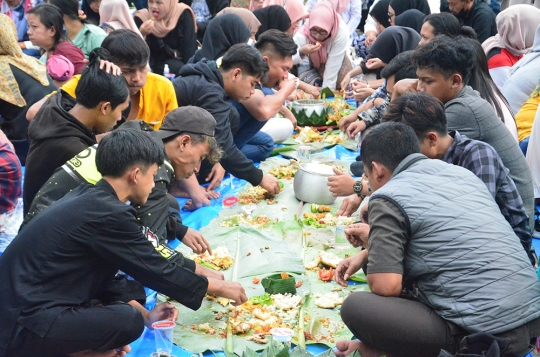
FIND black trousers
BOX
[4,302,144,357]
[341,291,540,357]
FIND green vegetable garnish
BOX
[249,293,273,306]
[199,261,218,270]
[278,181,284,189]
[311,204,319,213]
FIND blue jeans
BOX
[239,131,274,162]
[520,136,530,156]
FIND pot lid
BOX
[293,99,325,106]
[299,163,335,176]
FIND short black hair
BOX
[423,13,477,40]
[49,0,85,22]
[255,29,298,58]
[380,50,417,82]
[75,48,129,110]
[412,36,475,85]
[381,93,447,141]
[27,4,67,50]
[221,43,269,81]
[101,29,150,67]
[96,129,164,177]
[361,122,421,172]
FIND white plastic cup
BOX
[152,320,176,354]
[297,146,312,163]
[270,327,293,349]
[334,225,349,249]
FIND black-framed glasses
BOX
[388,12,395,19]
[310,28,328,37]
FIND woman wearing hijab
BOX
[293,0,350,90]
[395,9,425,34]
[0,14,56,165]
[188,13,250,63]
[264,0,308,34]
[99,0,143,37]
[351,0,390,62]
[215,7,261,40]
[80,0,100,25]
[388,0,430,25]
[253,5,290,39]
[482,5,540,90]
[134,0,197,75]
[49,0,107,58]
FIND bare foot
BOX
[169,184,220,200]
[335,340,393,357]
[68,345,131,357]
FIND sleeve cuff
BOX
[176,224,189,241]
[183,258,196,272]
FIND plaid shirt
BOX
[0,142,22,214]
[442,131,535,264]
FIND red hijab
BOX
[301,0,340,69]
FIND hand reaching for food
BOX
[300,43,322,56]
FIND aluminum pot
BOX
[293,163,337,205]
[291,99,326,117]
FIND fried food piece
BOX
[247,333,269,344]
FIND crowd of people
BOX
[1,0,540,356]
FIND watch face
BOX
[354,181,362,193]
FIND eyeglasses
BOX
[310,28,328,37]
[388,12,395,19]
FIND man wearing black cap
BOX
[0,128,248,357]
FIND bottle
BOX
[163,64,175,80]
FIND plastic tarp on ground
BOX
[130,152,367,356]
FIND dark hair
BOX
[96,129,164,177]
[380,50,418,82]
[382,93,447,141]
[255,29,298,58]
[221,43,269,81]
[412,35,475,85]
[361,122,421,172]
[101,29,150,67]
[27,4,67,50]
[466,38,513,123]
[423,13,477,39]
[49,0,87,23]
[75,48,129,110]
[162,132,224,164]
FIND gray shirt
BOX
[445,85,534,229]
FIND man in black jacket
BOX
[23,49,129,215]
[0,129,247,357]
[173,43,281,210]
[446,0,496,43]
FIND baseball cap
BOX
[157,106,216,140]
[46,54,75,81]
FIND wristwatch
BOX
[353,180,363,197]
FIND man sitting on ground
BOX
[23,49,129,214]
[27,29,179,130]
[393,36,535,231]
[334,122,540,357]
[230,29,298,161]
[0,129,247,357]
[382,92,536,266]
[23,107,221,257]
[173,44,281,210]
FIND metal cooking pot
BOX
[291,99,326,118]
[293,163,336,205]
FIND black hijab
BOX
[253,5,291,39]
[395,9,426,34]
[369,0,391,28]
[369,26,421,65]
[389,0,431,16]
[188,13,251,63]
[81,0,100,25]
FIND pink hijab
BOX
[99,0,143,37]
[264,0,308,25]
[301,0,340,68]
[482,5,540,57]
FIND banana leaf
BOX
[291,107,328,127]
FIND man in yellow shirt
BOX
[28,29,178,130]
